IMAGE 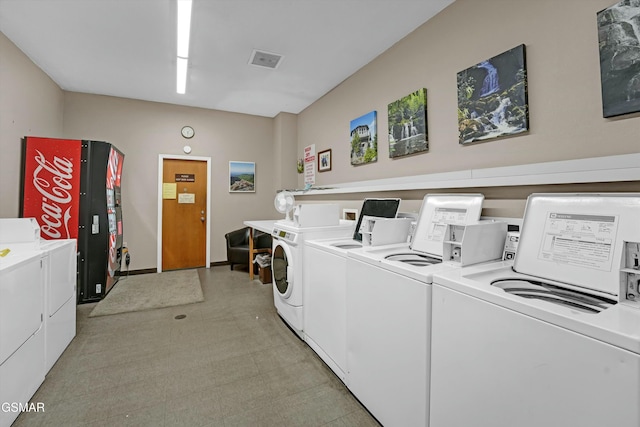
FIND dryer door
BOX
[272,241,294,299]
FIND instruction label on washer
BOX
[426,208,468,241]
[538,212,618,271]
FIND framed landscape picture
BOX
[229,161,255,192]
[597,1,640,117]
[457,44,529,144]
[388,88,428,158]
[350,111,377,165]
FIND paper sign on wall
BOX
[178,193,195,204]
[175,174,195,182]
[162,183,177,199]
[304,144,316,186]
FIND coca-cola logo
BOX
[32,149,74,239]
[107,149,119,190]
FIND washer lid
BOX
[492,278,617,313]
[385,252,442,267]
[514,193,640,296]
[410,194,484,257]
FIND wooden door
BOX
[162,159,207,270]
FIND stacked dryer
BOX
[430,193,640,427]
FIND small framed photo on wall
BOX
[229,161,255,192]
[318,149,332,172]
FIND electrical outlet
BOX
[96,283,102,293]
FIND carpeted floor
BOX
[14,266,379,426]
[89,269,204,317]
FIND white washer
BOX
[303,239,355,382]
[345,194,487,427]
[39,239,77,374]
[302,198,403,382]
[304,238,381,383]
[271,220,354,339]
[0,219,45,427]
[430,193,640,427]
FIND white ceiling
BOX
[0,0,454,118]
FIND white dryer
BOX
[430,193,640,427]
[0,219,46,427]
[39,239,77,373]
[345,194,498,427]
[271,220,354,339]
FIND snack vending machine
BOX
[20,137,125,303]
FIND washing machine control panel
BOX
[272,228,298,245]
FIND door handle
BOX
[200,216,205,222]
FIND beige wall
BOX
[297,0,639,189]
[62,93,281,268]
[0,32,64,218]
[273,112,299,191]
[1,31,283,269]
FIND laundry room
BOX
[1,0,639,426]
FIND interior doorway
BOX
[157,154,211,272]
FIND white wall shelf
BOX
[287,153,640,196]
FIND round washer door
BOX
[272,241,294,299]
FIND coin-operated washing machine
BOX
[345,194,508,427]
[271,203,354,339]
[0,218,46,427]
[303,198,403,382]
[430,193,640,427]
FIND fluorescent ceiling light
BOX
[177,57,188,94]
[177,0,192,58]
[176,0,192,94]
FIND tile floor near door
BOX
[14,266,380,427]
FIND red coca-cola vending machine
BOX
[20,137,125,304]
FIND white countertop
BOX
[244,220,277,234]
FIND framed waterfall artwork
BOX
[597,1,640,118]
[350,111,378,165]
[457,44,529,145]
[388,88,428,158]
[229,161,255,192]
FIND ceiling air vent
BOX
[249,49,283,69]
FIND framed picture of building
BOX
[229,161,255,192]
[388,88,428,158]
[350,111,377,165]
[457,44,529,144]
[597,1,640,117]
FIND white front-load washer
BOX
[271,220,354,339]
[345,194,493,427]
[430,193,640,427]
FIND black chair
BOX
[224,227,272,272]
